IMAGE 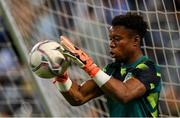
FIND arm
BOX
[55,76,103,106]
[56,72,146,105]
[101,76,146,103]
[90,64,158,103]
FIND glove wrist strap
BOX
[54,73,72,92]
[54,73,68,83]
[55,77,72,92]
[93,70,111,87]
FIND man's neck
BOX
[124,51,143,65]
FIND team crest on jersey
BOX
[123,72,132,82]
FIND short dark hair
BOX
[111,12,148,39]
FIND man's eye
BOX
[114,36,120,40]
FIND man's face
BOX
[109,26,136,62]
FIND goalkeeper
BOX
[54,13,161,117]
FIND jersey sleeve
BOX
[130,61,161,91]
[102,62,120,76]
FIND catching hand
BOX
[59,36,100,78]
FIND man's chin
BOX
[110,53,122,60]
[111,55,123,62]
[110,54,116,58]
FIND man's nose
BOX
[109,41,115,48]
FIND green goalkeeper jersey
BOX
[103,56,161,117]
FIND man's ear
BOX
[134,35,141,46]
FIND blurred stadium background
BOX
[0,0,179,117]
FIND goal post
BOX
[0,0,52,116]
[0,0,180,117]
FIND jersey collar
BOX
[122,56,148,68]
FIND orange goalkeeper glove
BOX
[59,36,100,78]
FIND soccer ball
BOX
[29,40,69,79]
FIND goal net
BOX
[0,0,179,117]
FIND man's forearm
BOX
[60,81,85,106]
[56,79,103,106]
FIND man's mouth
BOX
[110,51,115,56]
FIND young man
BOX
[54,13,161,117]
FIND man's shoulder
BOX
[132,56,161,91]
[136,56,160,72]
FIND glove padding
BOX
[59,36,100,78]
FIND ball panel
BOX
[34,63,55,78]
[43,49,65,69]
[39,41,60,50]
[30,50,42,68]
